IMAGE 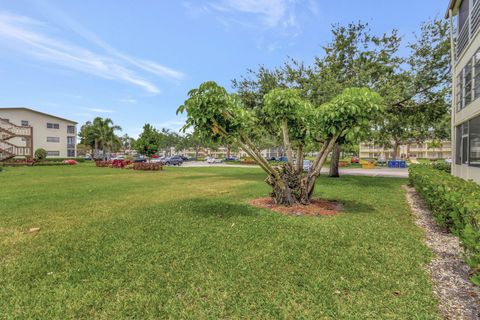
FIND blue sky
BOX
[0,0,446,137]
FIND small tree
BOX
[135,124,160,159]
[178,81,383,205]
[34,148,47,161]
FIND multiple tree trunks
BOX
[265,163,322,206]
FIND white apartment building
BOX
[447,0,480,183]
[359,141,452,160]
[0,107,77,160]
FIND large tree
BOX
[233,19,451,171]
[78,117,122,159]
[135,124,160,159]
[178,82,383,206]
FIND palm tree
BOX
[91,117,122,160]
[120,134,135,154]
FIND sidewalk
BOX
[181,161,409,178]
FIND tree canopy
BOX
[178,81,383,205]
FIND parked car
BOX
[84,154,92,161]
[277,156,288,162]
[150,157,164,163]
[133,155,147,163]
[111,155,125,161]
[206,157,222,164]
[225,156,238,161]
[267,157,277,161]
[351,156,359,164]
[165,156,184,166]
[377,155,386,166]
[445,158,452,164]
[302,160,312,172]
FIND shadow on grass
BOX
[337,199,377,213]
[179,198,262,218]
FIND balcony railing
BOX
[457,1,480,58]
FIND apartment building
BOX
[447,0,480,183]
[0,107,77,160]
[359,141,452,160]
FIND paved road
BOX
[181,161,408,178]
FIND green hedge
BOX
[431,161,451,173]
[33,162,69,166]
[43,157,85,163]
[409,165,480,285]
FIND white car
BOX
[206,157,222,164]
[302,160,312,172]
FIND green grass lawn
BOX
[0,164,439,319]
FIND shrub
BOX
[40,157,86,163]
[409,165,480,285]
[133,162,162,171]
[33,162,69,166]
[0,166,3,172]
[95,160,112,167]
[431,161,451,173]
[34,148,47,161]
[63,160,78,165]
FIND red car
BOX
[351,156,359,164]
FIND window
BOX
[457,73,464,112]
[46,151,60,157]
[21,120,29,126]
[67,149,75,157]
[465,61,473,105]
[67,136,75,148]
[470,115,480,167]
[456,123,469,164]
[46,137,60,143]
[475,50,480,99]
[67,125,75,134]
[47,123,59,129]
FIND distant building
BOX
[446,0,480,183]
[0,107,77,160]
[359,141,452,160]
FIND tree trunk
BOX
[392,141,400,160]
[94,139,98,159]
[195,148,199,160]
[265,163,301,206]
[282,120,294,164]
[329,143,341,178]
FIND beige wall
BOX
[451,8,480,184]
[0,109,77,158]
[359,141,452,160]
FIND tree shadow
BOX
[178,198,261,218]
[337,199,377,213]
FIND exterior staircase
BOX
[0,118,33,162]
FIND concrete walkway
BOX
[181,161,408,178]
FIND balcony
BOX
[456,0,480,58]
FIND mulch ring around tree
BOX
[249,198,342,217]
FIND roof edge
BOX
[0,107,77,124]
[445,0,460,19]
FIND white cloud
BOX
[156,120,187,132]
[186,0,318,52]
[28,2,186,82]
[211,0,296,28]
[0,11,184,93]
[87,108,114,113]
